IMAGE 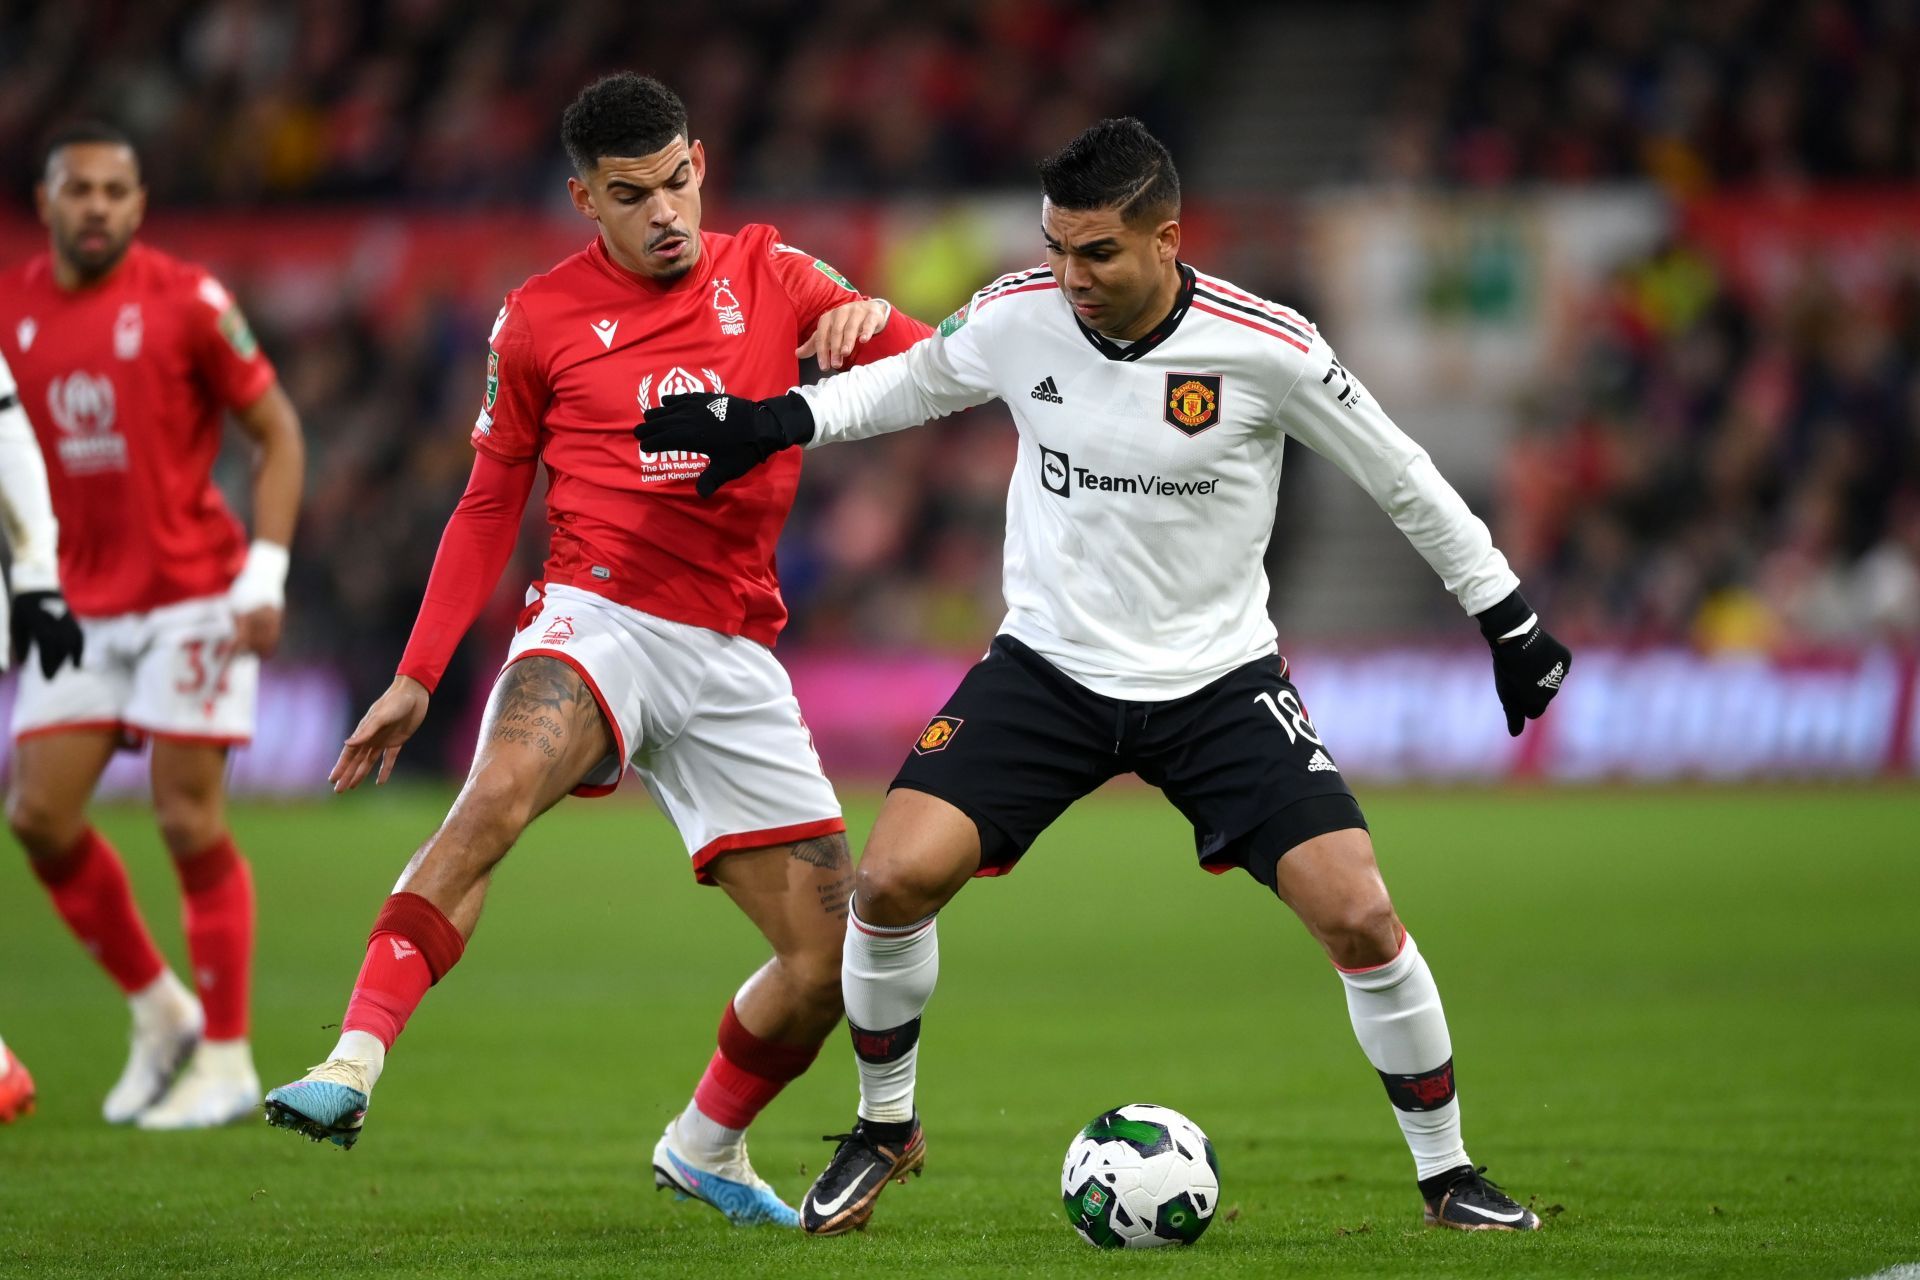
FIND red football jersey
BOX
[474,224,928,645]
[0,243,276,617]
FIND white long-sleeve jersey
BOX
[0,348,61,596]
[798,264,1518,699]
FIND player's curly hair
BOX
[561,73,688,175]
[1039,118,1180,227]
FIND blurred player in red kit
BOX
[0,123,307,1129]
[263,74,930,1225]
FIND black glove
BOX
[1475,589,1571,737]
[636,391,816,498]
[10,589,84,680]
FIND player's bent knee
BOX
[783,947,845,1014]
[851,856,950,927]
[153,802,224,860]
[1318,895,1401,969]
[5,790,77,859]
[445,771,539,853]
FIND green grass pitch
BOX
[2,785,1916,1278]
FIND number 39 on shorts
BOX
[1253,689,1322,746]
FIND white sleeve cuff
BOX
[228,539,290,613]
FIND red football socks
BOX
[341,892,466,1050]
[691,1001,822,1130]
[32,828,166,995]
[172,836,255,1041]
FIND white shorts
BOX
[9,593,258,746]
[505,583,844,882]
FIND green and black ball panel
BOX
[1078,1108,1175,1158]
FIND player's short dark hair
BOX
[42,120,140,175]
[561,73,689,175]
[1038,117,1180,227]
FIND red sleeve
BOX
[763,235,934,366]
[846,304,935,366]
[186,272,276,410]
[470,293,546,463]
[395,450,537,692]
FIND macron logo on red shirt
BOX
[591,319,618,348]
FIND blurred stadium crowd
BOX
[4,0,1919,765]
[0,0,1198,203]
[1381,0,1920,187]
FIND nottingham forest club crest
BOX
[1164,374,1222,436]
[712,279,746,336]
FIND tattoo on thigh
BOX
[817,872,853,920]
[488,658,591,762]
[789,834,850,870]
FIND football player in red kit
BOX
[264,74,931,1226]
[0,123,306,1129]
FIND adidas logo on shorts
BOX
[1029,376,1063,403]
[1307,749,1338,773]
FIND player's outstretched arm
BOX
[636,392,817,497]
[229,382,307,658]
[330,675,431,792]
[799,298,892,372]
[1277,336,1570,734]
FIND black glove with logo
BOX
[10,589,84,680]
[636,391,816,498]
[1475,588,1571,737]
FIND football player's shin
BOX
[1336,930,1469,1180]
[842,907,938,1124]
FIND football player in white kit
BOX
[640,118,1571,1236]
[1,346,84,1124]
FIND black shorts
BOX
[890,635,1366,891]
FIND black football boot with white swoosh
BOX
[800,1114,925,1235]
[1421,1164,1542,1230]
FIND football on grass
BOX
[1060,1103,1219,1248]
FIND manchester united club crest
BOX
[1164,373,1222,436]
[712,278,746,336]
[913,715,963,755]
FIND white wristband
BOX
[228,539,290,614]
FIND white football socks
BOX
[129,968,198,1033]
[672,1100,746,1167]
[327,1029,387,1088]
[842,905,939,1125]
[1337,931,1470,1180]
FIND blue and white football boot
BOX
[652,1123,801,1228]
[263,1059,373,1149]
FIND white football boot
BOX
[103,971,202,1124]
[137,1040,261,1129]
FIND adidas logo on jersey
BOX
[1307,749,1338,773]
[1029,376,1063,403]
[1537,661,1565,690]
